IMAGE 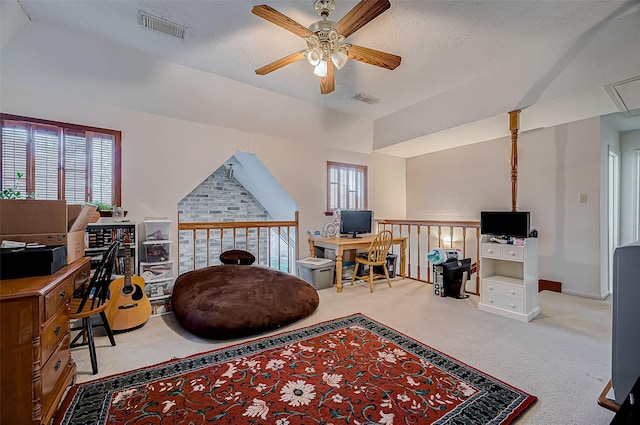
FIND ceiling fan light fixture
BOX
[252,0,401,94]
[306,49,323,66]
[331,50,348,70]
[314,61,328,77]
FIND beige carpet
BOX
[72,279,615,424]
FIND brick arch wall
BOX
[178,166,270,271]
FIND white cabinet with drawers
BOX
[478,236,539,322]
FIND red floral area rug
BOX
[55,313,536,424]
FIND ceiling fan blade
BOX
[348,44,401,70]
[320,62,335,94]
[252,5,312,38]
[334,0,390,38]
[255,51,306,75]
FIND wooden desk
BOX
[309,235,407,292]
[0,257,90,424]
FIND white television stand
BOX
[478,236,539,322]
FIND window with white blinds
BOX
[0,114,121,205]
[327,161,367,213]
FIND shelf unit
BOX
[139,219,174,315]
[477,236,539,322]
[85,222,137,275]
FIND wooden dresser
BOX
[1,257,90,424]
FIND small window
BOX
[1,114,121,205]
[327,161,367,213]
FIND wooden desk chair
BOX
[350,230,394,293]
[69,241,119,374]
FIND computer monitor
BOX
[339,210,372,238]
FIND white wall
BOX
[406,117,604,297]
[0,87,406,262]
[1,20,407,263]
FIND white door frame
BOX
[633,150,640,241]
[608,147,620,295]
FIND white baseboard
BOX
[562,288,609,300]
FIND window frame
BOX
[326,161,368,215]
[0,113,122,206]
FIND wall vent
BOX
[139,11,187,40]
[352,92,380,105]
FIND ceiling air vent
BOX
[352,93,380,105]
[139,11,187,40]
[605,75,640,117]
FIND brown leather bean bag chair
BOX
[172,265,319,339]
[219,250,256,265]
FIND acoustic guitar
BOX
[105,233,152,332]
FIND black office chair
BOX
[69,241,119,374]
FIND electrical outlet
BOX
[580,194,588,203]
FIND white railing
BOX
[178,212,298,274]
[377,219,481,295]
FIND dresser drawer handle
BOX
[488,298,494,304]
[59,289,67,299]
[54,360,61,372]
[508,251,516,256]
[81,270,87,278]
[510,303,516,309]
[54,325,61,336]
[488,285,494,290]
[510,290,516,295]
[487,249,494,254]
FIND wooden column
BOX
[509,110,520,212]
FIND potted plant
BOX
[0,172,33,199]
[97,203,114,217]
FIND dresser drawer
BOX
[41,310,69,363]
[481,292,525,313]
[41,333,71,413]
[44,277,73,322]
[73,262,91,290]
[481,244,502,258]
[482,280,524,299]
[501,246,524,261]
[481,243,524,261]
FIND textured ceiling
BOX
[4,0,640,156]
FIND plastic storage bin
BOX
[297,257,335,290]
[357,254,398,278]
[140,260,173,282]
[143,220,171,240]
[145,278,173,299]
[373,254,398,278]
[143,240,172,262]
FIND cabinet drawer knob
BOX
[488,249,494,254]
[54,325,61,336]
[510,303,516,309]
[59,289,66,299]
[508,251,515,256]
[488,285,494,290]
[54,359,61,371]
[488,298,494,303]
[510,290,516,295]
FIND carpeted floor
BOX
[70,279,615,424]
[57,313,535,424]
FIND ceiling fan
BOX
[252,0,402,94]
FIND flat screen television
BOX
[480,211,530,238]
[340,210,373,238]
